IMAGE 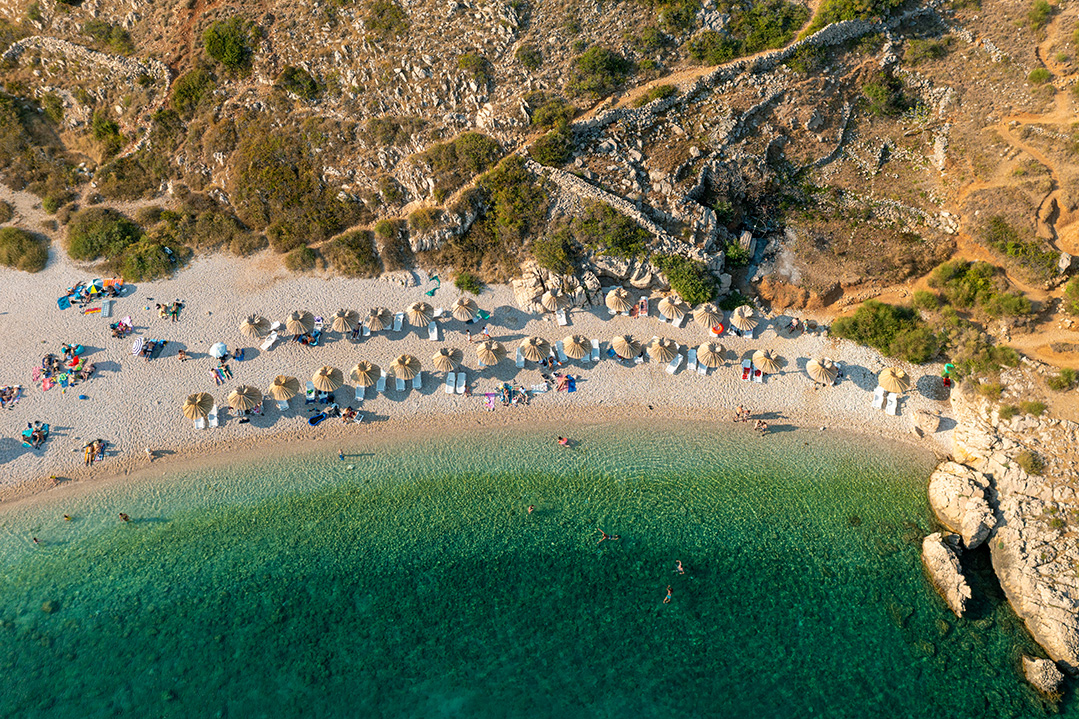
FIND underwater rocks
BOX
[927,461,995,549]
[1021,655,1065,698]
[922,532,971,617]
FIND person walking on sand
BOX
[465,329,472,343]
[664,586,673,604]
[145,448,153,463]
[338,449,345,461]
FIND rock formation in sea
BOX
[1021,655,1065,697]
[946,378,1079,673]
[922,532,971,617]
[927,461,995,549]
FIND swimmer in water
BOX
[63,515,71,521]
[119,513,130,522]
[557,436,570,447]
[597,529,621,544]
[527,505,535,514]
[664,585,673,604]
[675,560,684,575]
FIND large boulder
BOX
[1022,655,1065,697]
[922,532,972,617]
[592,254,634,280]
[927,461,995,549]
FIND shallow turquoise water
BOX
[0,422,1068,717]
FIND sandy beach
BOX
[0,246,954,502]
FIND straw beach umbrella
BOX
[406,301,433,327]
[476,340,506,366]
[731,305,758,333]
[390,354,421,380]
[540,288,569,312]
[806,358,838,386]
[878,367,911,394]
[752,349,781,374]
[286,310,315,335]
[267,375,300,400]
[657,296,689,322]
[228,385,263,412]
[331,309,359,333]
[697,342,725,368]
[647,337,678,363]
[611,334,640,359]
[605,287,633,314]
[519,336,550,362]
[693,303,723,329]
[350,362,380,387]
[181,392,214,420]
[239,314,269,339]
[452,297,478,322]
[312,366,344,392]
[564,335,591,360]
[366,307,391,332]
[432,348,463,372]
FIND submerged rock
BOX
[927,461,995,549]
[922,532,971,617]
[1022,655,1064,697]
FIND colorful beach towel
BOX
[57,296,71,310]
[83,306,101,315]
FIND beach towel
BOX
[476,310,491,320]
[83,306,101,315]
[567,376,576,393]
[484,394,496,411]
[57,296,71,310]
[42,378,55,391]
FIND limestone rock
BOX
[511,275,543,310]
[927,461,995,549]
[1059,252,1076,275]
[922,532,971,617]
[1022,655,1064,697]
[592,254,634,280]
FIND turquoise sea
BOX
[0,421,1069,718]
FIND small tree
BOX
[203,17,254,72]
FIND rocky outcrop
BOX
[1022,655,1065,697]
[922,532,971,617]
[927,461,995,549]
[949,378,1079,672]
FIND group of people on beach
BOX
[734,404,770,434]
[82,439,106,466]
[155,301,184,323]
[0,385,21,409]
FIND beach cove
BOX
[0,419,1065,718]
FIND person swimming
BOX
[664,585,673,604]
[597,529,621,544]
[557,436,570,447]
[119,513,130,522]
[675,560,684,575]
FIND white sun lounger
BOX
[362,324,371,337]
[872,386,885,409]
[741,359,752,381]
[686,349,698,373]
[516,347,525,368]
[434,307,445,318]
[753,367,764,383]
[555,341,568,363]
[194,416,207,430]
[305,381,316,402]
[445,373,456,394]
[666,352,684,374]
[428,321,438,341]
[260,331,278,351]
[101,299,113,317]
[355,385,364,403]
[591,339,600,362]
[208,404,219,428]
[556,309,569,326]
[393,312,404,332]
[276,399,289,411]
[456,372,466,394]
[658,314,669,324]
[673,314,687,328]
[634,353,644,364]
[697,361,708,376]
[413,372,422,389]
[885,392,898,416]
[608,308,618,316]
[396,376,406,391]
[270,321,282,332]
[377,370,387,393]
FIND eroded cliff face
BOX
[948,382,1079,672]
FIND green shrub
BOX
[998,404,1019,421]
[1046,368,1077,391]
[689,0,808,64]
[627,26,667,53]
[905,37,951,64]
[284,246,318,272]
[172,68,214,117]
[516,45,542,71]
[785,44,827,73]
[912,290,940,311]
[633,84,677,107]
[1020,400,1047,415]
[976,381,1003,399]
[0,227,47,272]
[458,52,492,85]
[979,216,1059,280]
[724,240,751,266]
[527,93,576,129]
[530,230,576,274]
[66,207,141,261]
[83,19,135,55]
[862,72,907,116]
[1028,0,1054,31]
[374,219,412,271]
[1015,450,1045,475]
[831,300,939,363]
[529,129,571,166]
[365,0,409,41]
[276,66,319,99]
[42,195,63,214]
[566,47,633,98]
[203,17,254,72]
[419,132,502,202]
[0,200,12,224]
[408,207,441,233]
[644,0,698,31]
[652,254,717,305]
[230,232,267,256]
[804,0,904,34]
[928,260,1031,317]
[573,202,650,259]
[95,150,170,201]
[718,290,752,311]
[1028,67,1051,84]
[115,241,190,281]
[91,110,123,157]
[478,155,548,245]
[455,271,484,294]
[324,230,381,277]
[689,31,741,65]
[1065,277,1079,315]
[366,116,426,146]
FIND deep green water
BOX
[0,422,1068,718]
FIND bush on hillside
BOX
[804,0,903,34]
[323,230,381,277]
[419,132,502,202]
[1064,277,1079,315]
[114,241,191,281]
[91,111,123,157]
[530,230,577,274]
[831,300,938,363]
[365,0,409,41]
[284,246,318,272]
[689,0,808,64]
[0,226,48,272]
[478,156,548,245]
[529,129,571,167]
[516,44,542,70]
[458,52,493,85]
[366,116,426,146]
[527,92,576,129]
[1047,368,1077,391]
[928,260,1031,317]
[203,17,255,72]
[980,215,1058,280]
[566,47,633,98]
[172,68,215,117]
[1015,450,1045,475]
[633,84,677,107]
[455,271,484,294]
[276,66,319,100]
[573,202,650,259]
[66,207,142,261]
[651,254,717,305]
[408,207,441,233]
